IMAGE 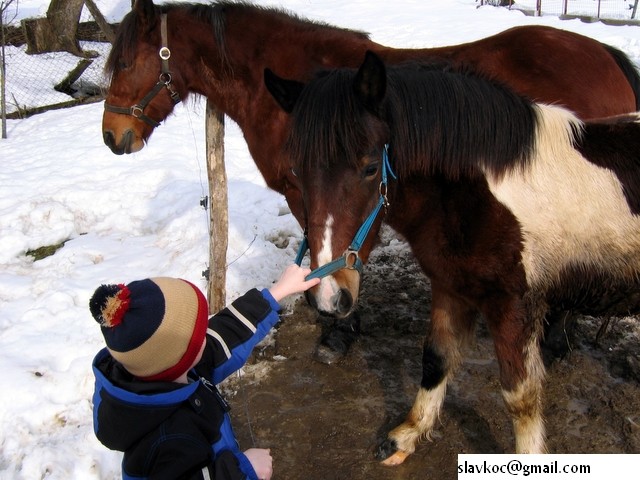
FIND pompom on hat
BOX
[90,277,209,382]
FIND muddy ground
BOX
[224,234,640,480]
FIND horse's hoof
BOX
[376,438,410,466]
[375,438,397,460]
[313,312,360,364]
[381,451,410,466]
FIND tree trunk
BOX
[22,0,86,56]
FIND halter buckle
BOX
[131,105,144,118]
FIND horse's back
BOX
[381,25,637,119]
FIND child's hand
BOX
[268,264,321,302]
[244,448,273,480]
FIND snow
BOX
[1,1,640,478]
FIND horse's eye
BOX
[291,168,298,177]
[363,163,379,178]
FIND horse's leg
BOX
[486,292,547,454]
[541,309,578,366]
[377,287,476,465]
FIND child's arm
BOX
[197,265,319,384]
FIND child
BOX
[89,264,320,480]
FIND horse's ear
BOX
[133,0,157,28]
[353,50,387,113]
[264,68,305,113]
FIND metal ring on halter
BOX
[159,72,172,85]
[378,182,390,206]
[344,250,359,269]
[159,46,171,60]
[378,181,388,198]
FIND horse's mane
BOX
[288,61,555,180]
[106,1,370,77]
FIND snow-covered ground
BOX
[1,1,640,478]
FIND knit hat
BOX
[89,277,209,382]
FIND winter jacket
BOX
[91,288,281,480]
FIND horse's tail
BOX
[603,43,640,111]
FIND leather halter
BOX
[295,145,396,280]
[104,14,181,128]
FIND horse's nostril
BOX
[103,131,114,148]
[103,130,125,155]
[336,289,353,315]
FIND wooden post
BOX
[1,10,7,139]
[83,0,116,44]
[205,100,228,314]
[54,58,93,94]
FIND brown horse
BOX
[102,0,640,227]
[264,50,640,464]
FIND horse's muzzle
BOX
[103,129,139,155]
[305,287,354,318]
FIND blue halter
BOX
[295,144,397,280]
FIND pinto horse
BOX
[263,51,640,464]
[102,0,640,227]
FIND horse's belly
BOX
[546,265,640,317]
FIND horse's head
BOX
[102,0,186,154]
[265,52,392,318]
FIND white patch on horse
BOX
[388,382,448,455]
[484,104,640,290]
[502,334,547,454]
[315,215,340,311]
